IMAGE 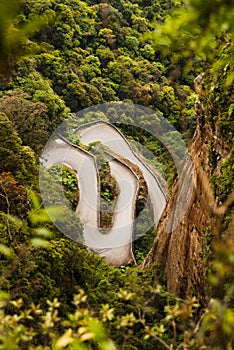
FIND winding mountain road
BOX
[41,121,167,266]
[41,137,139,265]
[77,121,167,225]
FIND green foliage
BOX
[148,0,234,84]
[0,290,116,349]
[0,172,233,350]
[0,91,49,153]
[203,41,234,146]
[0,0,54,78]
[0,0,233,349]
[211,152,234,203]
[1,254,234,350]
[48,165,79,211]
[118,124,176,187]
[0,112,24,175]
[98,161,118,231]
[0,0,194,140]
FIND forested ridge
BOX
[0,0,233,349]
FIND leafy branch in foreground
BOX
[0,0,55,79]
[0,189,233,349]
[0,276,233,350]
[147,0,234,84]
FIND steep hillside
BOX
[143,69,233,297]
[143,0,234,299]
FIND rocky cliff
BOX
[143,71,233,298]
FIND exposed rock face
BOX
[143,72,230,298]
[143,136,207,297]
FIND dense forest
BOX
[0,0,233,349]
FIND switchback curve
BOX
[40,121,167,265]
